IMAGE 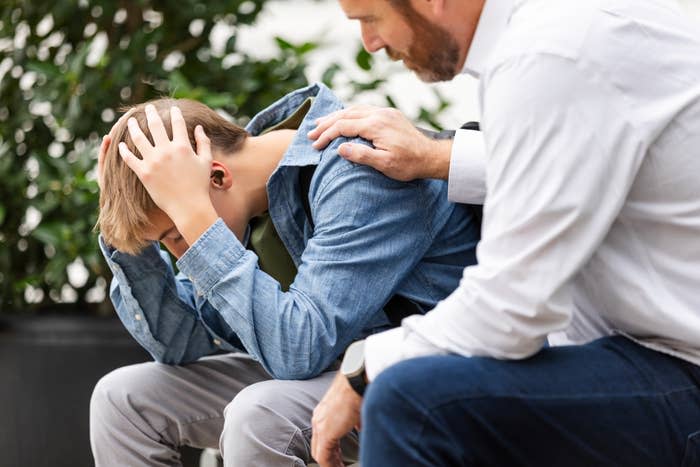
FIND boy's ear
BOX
[209,160,233,190]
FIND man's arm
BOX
[308,106,486,202]
[364,53,645,379]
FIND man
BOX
[310,0,700,466]
[90,84,480,466]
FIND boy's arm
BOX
[100,237,239,364]
[175,163,446,380]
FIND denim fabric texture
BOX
[100,83,480,379]
[360,335,700,467]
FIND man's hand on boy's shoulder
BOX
[307,105,452,182]
[117,104,218,246]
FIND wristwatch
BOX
[340,339,367,397]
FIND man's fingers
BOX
[313,440,344,467]
[145,104,170,144]
[309,105,380,143]
[170,106,190,144]
[339,143,389,170]
[194,125,212,162]
[127,117,153,157]
[117,142,142,176]
[312,119,374,151]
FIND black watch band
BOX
[347,370,367,397]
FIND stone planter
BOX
[0,313,201,467]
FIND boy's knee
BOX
[221,381,308,465]
[222,381,288,437]
[90,362,163,425]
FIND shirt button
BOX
[134,314,142,321]
[213,339,221,346]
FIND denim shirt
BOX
[100,83,480,379]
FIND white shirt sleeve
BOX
[448,129,487,204]
[365,54,645,380]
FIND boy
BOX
[91,83,480,466]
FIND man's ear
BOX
[209,160,233,190]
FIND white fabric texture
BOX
[367,0,700,380]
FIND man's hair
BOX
[97,98,248,254]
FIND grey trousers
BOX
[89,353,359,466]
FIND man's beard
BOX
[386,15,461,82]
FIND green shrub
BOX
[0,1,452,314]
[0,1,312,313]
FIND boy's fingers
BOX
[127,118,153,156]
[194,125,212,162]
[145,104,169,144]
[97,135,110,188]
[117,142,142,176]
[170,106,189,144]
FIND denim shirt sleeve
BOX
[99,236,241,364]
[176,162,440,380]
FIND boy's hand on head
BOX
[118,104,218,246]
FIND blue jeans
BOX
[360,336,700,466]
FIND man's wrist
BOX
[423,138,452,180]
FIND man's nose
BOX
[360,24,385,53]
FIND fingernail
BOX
[172,106,181,115]
[339,144,351,157]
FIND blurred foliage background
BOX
[0,0,451,314]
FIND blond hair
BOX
[97,98,248,254]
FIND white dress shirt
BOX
[366,0,700,380]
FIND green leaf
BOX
[31,224,62,246]
[275,37,294,50]
[26,61,62,79]
[0,204,5,225]
[355,48,372,71]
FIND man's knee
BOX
[362,360,423,426]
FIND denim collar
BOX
[245,83,344,168]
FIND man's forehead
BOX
[338,0,387,18]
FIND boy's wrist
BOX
[170,201,219,247]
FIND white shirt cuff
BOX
[448,129,487,204]
[364,327,405,381]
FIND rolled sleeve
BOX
[448,129,487,204]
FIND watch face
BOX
[341,340,365,377]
